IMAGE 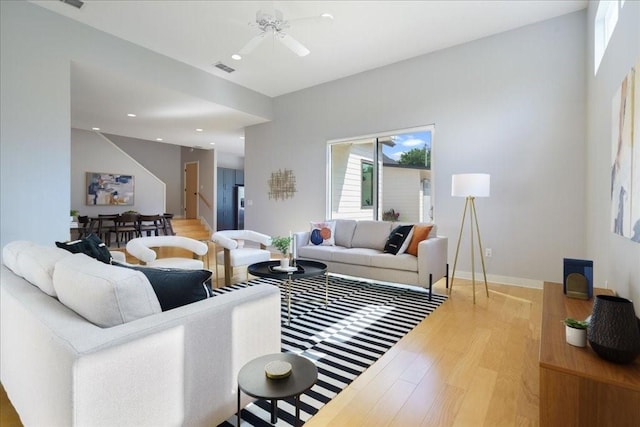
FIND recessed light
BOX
[195,128,203,132]
[210,142,215,145]
[127,113,136,117]
[321,13,334,20]
[239,136,245,140]
[92,127,100,131]
[231,54,242,61]
[156,138,163,141]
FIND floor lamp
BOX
[450,173,490,304]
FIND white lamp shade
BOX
[451,173,491,197]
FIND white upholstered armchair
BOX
[125,236,209,269]
[211,230,272,286]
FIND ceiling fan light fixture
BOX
[239,9,311,57]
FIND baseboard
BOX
[453,271,544,289]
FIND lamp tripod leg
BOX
[471,200,489,298]
[470,198,476,304]
[450,198,469,295]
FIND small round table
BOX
[248,260,328,324]
[237,353,318,427]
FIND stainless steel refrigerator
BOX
[235,185,244,230]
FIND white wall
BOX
[0,0,271,248]
[105,133,182,216]
[586,1,640,309]
[246,11,587,287]
[71,129,165,218]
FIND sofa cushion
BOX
[114,263,214,311]
[406,224,434,256]
[298,245,341,262]
[16,245,72,296]
[55,233,112,264]
[370,253,419,272]
[334,219,357,248]
[383,225,414,255]
[2,240,36,275]
[309,221,336,246]
[350,221,392,251]
[53,253,161,328]
[333,248,381,266]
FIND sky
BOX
[385,130,432,161]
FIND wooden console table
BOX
[539,282,640,426]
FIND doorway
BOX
[184,162,198,219]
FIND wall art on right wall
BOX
[611,59,639,243]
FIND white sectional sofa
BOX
[294,220,448,299]
[0,241,281,427]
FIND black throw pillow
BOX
[113,262,214,311]
[56,233,112,264]
[384,225,414,255]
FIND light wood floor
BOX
[1,220,543,426]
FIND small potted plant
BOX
[564,317,588,347]
[70,209,79,223]
[272,236,292,268]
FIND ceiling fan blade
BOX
[238,32,267,55]
[277,33,310,57]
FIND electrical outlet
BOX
[485,248,492,257]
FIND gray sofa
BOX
[1,241,281,427]
[294,220,448,299]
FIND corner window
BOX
[594,1,619,75]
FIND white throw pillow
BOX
[309,221,336,246]
[53,253,161,328]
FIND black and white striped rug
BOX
[217,274,447,427]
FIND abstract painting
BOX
[86,172,135,206]
[611,60,639,243]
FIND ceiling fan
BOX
[237,9,315,57]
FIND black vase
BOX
[587,295,640,364]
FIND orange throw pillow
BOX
[406,225,433,256]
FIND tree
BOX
[398,146,431,168]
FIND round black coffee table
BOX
[237,353,318,427]
[248,260,328,324]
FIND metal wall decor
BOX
[268,169,297,201]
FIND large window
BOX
[328,126,434,223]
[594,0,620,75]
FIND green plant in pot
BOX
[272,236,292,268]
[564,317,588,347]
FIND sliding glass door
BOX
[328,126,434,223]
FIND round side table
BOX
[237,353,318,427]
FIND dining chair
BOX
[162,213,176,236]
[115,213,140,247]
[96,214,118,247]
[138,214,163,236]
[76,215,91,239]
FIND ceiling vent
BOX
[214,62,235,74]
[59,0,84,9]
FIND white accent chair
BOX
[126,236,209,269]
[211,230,272,286]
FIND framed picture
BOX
[86,172,135,206]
